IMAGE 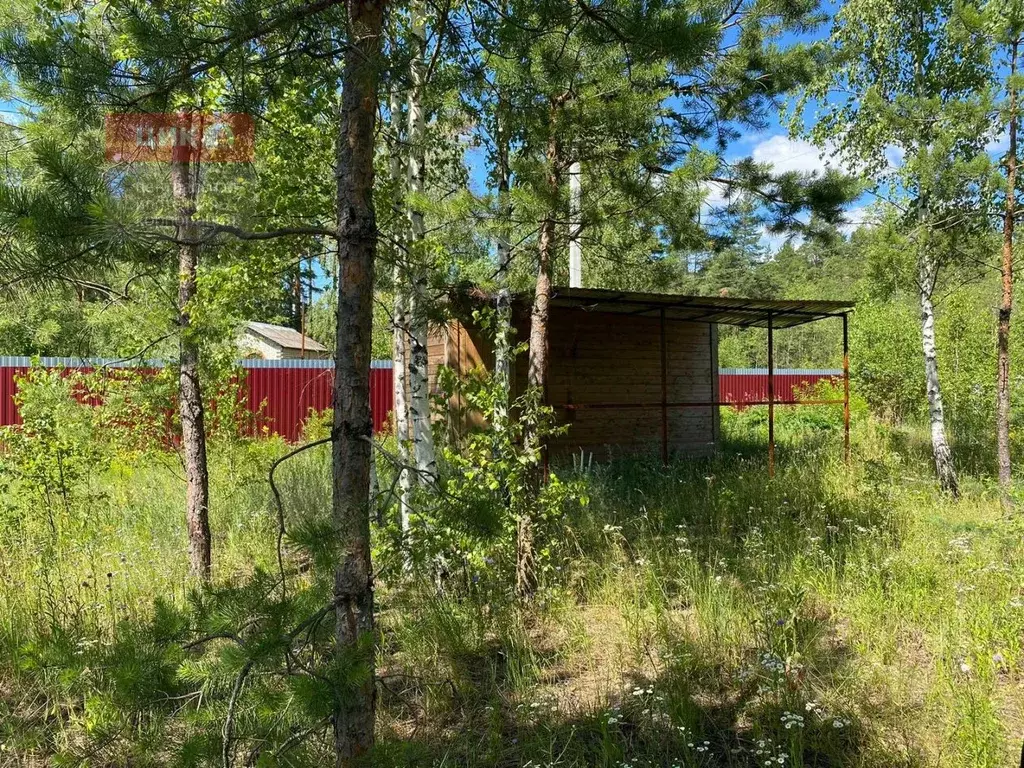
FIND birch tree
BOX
[404,0,438,487]
[804,0,991,497]
[388,86,414,540]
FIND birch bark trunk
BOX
[332,0,384,761]
[393,289,413,534]
[170,133,211,582]
[406,0,437,485]
[389,87,413,537]
[494,101,512,428]
[918,243,959,498]
[997,39,1018,508]
[909,14,958,499]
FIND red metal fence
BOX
[719,368,843,405]
[0,357,394,442]
[1,359,840,441]
[241,360,394,441]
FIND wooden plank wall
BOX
[427,307,718,458]
[537,308,716,458]
[426,320,494,438]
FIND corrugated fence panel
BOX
[0,364,26,426]
[719,369,843,404]
[370,367,392,435]
[0,358,394,442]
[0,360,839,433]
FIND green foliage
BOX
[2,0,1024,766]
[392,313,590,590]
[2,383,1024,767]
[2,367,99,500]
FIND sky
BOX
[4,2,1011,262]
[460,9,879,257]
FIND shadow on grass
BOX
[371,446,928,768]
[373,620,927,767]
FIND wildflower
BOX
[781,711,805,730]
[947,535,971,554]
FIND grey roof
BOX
[244,321,328,351]
[506,287,854,329]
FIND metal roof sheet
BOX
[244,321,328,351]
[508,287,853,329]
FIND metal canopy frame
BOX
[509,287,854,330]
[501,287,855,475]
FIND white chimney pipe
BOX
[568,160,582,288]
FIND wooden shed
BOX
[427,287,854,463]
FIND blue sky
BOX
[459,7,881,257]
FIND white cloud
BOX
[761,227,802,252]
[751,135,844,175]
[985,129,1009,156]
[839,204,873,234]
[701,179,729,209]
[749,133,905,176]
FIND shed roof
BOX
[507,287,853,329]
[244,321,328,351]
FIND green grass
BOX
[1,408,1023,767]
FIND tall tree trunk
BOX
[332,0,384,762]
[389,87,413,540]
[170,136,211,582]
[393,287,413,536]
[519,127,562,599]
[909,14,957,498]
[998,39,1019,509]
[392,293,413,532]
[918,243,959,498]
[406,0,436,485]
[494,105,512,427]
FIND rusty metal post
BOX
[843,313,850,466]
[767,313,775,478]
[660,308,669,466]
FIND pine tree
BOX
[330,0,386,760]
[466,0,857,594]
[982,0,1024,508]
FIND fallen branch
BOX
[222,658,255,768]
[268,437,333,598]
